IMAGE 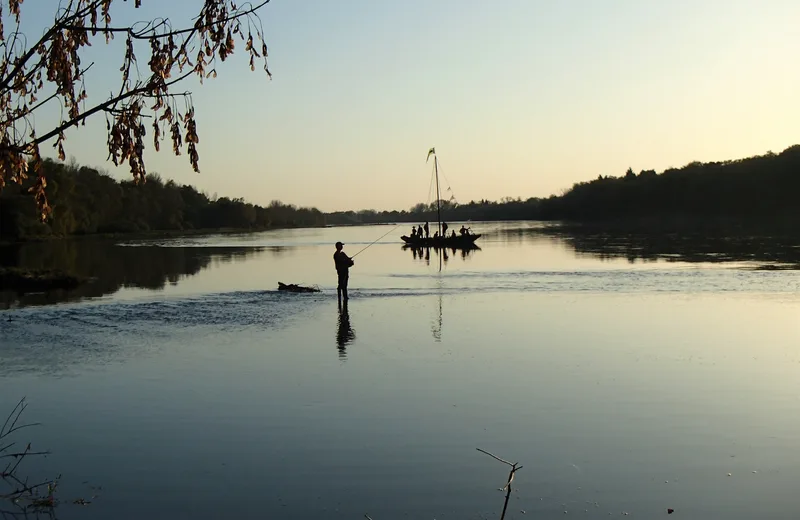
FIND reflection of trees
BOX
[0,241,266,309]
[483,226,557,245]
[536,227,800,267]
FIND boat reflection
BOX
[431,291,442,342]
[403,243,481,265]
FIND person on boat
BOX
[423,222,429,239]
[410,226,417,239]
[333,241,354,301]
[459,225,467,235]
[451,230,457,238]
[434,231,439,240]
[442,222,448,237]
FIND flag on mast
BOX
[426,147,436,162]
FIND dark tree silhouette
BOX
[0,0,271,220]
[0,157,324,240]
[325,146,800,228]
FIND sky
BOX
[21,0,800,212]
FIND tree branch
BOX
[58,0,272,40]
[0,26,59,93]
[30,68,194,147]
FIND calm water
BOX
[1,221,800,519]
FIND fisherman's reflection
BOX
[336,300,356,359]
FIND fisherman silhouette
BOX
[424,222,430,238]
[442,222,448,236]
[333,241,354,302]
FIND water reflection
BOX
[490,225,800,268]
[431,292,442,342]
[403,244,481,265]
[0,240,268,309]
[1,501,57,520]
[336,300,356,359]
[538,226,800,268]
[484,225,555,245]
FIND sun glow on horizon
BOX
[21,0,800,213]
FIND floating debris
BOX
[277,282,320,293]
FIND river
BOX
[1,221,799,519]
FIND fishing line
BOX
[350,224,401,258]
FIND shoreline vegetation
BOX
[326,145,800,228]
[0,158,326,245]
[2,146,800,292]
[1,145,798,242]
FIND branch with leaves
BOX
[0,0,272,221]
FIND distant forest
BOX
[327,145,800,227]
[2,146,799,241]
[0,158,325,241]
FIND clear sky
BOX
[25,0,800,212]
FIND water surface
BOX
[1,222,799,519]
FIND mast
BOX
[434,155,442,237]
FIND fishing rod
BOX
[350,224,401,258]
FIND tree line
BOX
[2,145,798,241]
[0,158,324,241]
[327,145,800,227]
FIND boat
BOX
[400,148,481,249]
[400,233,481,248]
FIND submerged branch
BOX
[476,447,517,468]
[477,448,523,520]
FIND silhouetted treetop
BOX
[1,157,323,240]
[326,145,800,226]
